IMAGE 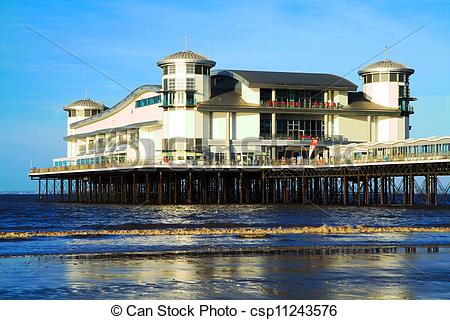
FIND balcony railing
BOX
[260,100,342,109]
[399,105,414,114]
[30,152,450,174]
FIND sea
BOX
[0,194,449,299]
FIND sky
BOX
[0,0,449,192]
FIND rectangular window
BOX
[380,73,389,82]
[186,64,194,74]
[162,66,168,75]
[260,114,272,138]
[186,78,195,90]
[260,88,272,103]
[135,95,162,108]
[186,138,194,151]
[195,65,202,74]
[195,138,202,152]
[372,73,380,82]
[399,85,405,97]
[389,73,398,82]
[84,110,91,117]
[366,74,372,83]
[203,67,209,75]
[163,79,168,91]
[186,92,195,106]
[168,79,175,91]
[168,65,175,74]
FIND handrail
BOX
[30,153,450,174]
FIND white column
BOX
[328,115,334,137]
[271,113,276,160]
[324,114,328,137]
[271,89,276,101]
[226,111,231,161]
[367,115,372,142]
[372,116,377,142]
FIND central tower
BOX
[157,50,216,163]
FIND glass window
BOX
[186,64,194,74]
[366,74,372,83]
[163,79,168,91]
[135,95,162,108]
[372,73,380,82]
[195,65,202,74]
[195,138,202,152]
[203,67,209,75]
[389,73,398,82]
[168,79,175,91]
[186,92,195,106]
[380,73,389,82]
[260,88,272,103]
[260,114,272,138]
[84,110,91,117]
[399,85,405,97]
[186,78,195,90]
[168,65,175,74]
[162,66,168,75]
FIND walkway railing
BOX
[260,100,343,109]
[29,153,450,174]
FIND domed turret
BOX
[157,50,216,107]
[64,98,106,133]
[157,50,216,68]
[358,59,415,111]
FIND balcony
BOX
[399,104,414,115]
[260,100,342,109]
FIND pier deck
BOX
[30,159,450,207]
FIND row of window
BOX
[162,138,203,152]
[135,95,161,108]
[363,73,409,84]
[260,115,324,139]
[163,78,196,91]
[260,89,325,104]
[369,143,450,156]
[68,109,101,117]
[162,92,195,106]
[162,64,211,75]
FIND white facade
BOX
[52,52,416,167]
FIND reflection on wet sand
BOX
[1,248,447,299]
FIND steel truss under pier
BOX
[32,162,450,207]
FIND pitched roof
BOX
[199,91,259,107]
[213,70,357,90]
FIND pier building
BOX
[52,50,416,167]
[30,50,450,206]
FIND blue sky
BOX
[0,0,449,191]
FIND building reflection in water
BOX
[61,249,450,299]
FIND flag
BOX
[308,138,318,159]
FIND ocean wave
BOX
[1,225,449,240]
